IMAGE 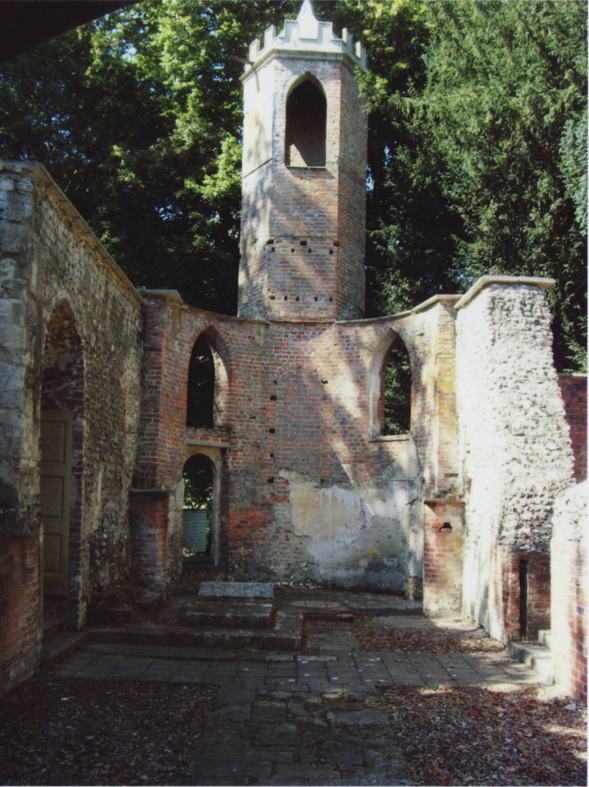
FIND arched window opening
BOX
[40,303,85,626]
[285,78,326,167]
[182,454,214,561]
[187,333,215,428]
[380,338,412,436]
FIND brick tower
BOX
[238,0,368,321]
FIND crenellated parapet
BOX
[243,0,367,76]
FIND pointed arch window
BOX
[380,338,412,436]
[186,328,229,429]
[285,77,326,167]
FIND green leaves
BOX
[0,0,584,368]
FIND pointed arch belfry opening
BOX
[40,302,85,627]
[285,75,327,167]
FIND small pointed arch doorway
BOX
[40,302,85,628]
[181,451,221,566]
[285,74,327,167]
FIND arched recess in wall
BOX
[370,330,412,438]
[182,453,216,562]
[40,301,85,625]
[186,327,229,428]
[285,74,327,167]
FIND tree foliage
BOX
[0,0,585,368]
[405,0,587,368]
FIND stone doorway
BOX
[40,303,85,629]
[182,451,221,568]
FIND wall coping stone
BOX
[139,288,184,304]
[455,275,556,311]
[338,293,461,324]
[178,293,461,328]
[0,160,142,306]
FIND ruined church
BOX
[0,0,586,700]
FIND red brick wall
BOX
[130,494,169,590]
[559,375,587,481]
[502,551,550,641]
[0,537,41,695]
[239,58,367,321]
[132,295,460,597]
[423,501,464,615]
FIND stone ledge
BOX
[130,487,172,496]
[455,275,556,311]
[369,434,411,443]
[186,438,232,449]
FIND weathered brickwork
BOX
[0,2,582,704]
[456,278,574,642]
[0,537,40,695]
[423,500,464,616]
[131,292,460,594]
[551,483,587,701]
[500,551,550,641]
[0,162,142,691]
[238,10,367,321]
[559,374,587,482]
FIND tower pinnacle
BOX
[297,0,316,22]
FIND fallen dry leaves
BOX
[0,675,217,785]
[354,622,505,653]
[371,685,587,786]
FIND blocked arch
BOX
[285,73,327,168]
[368,327,413,439]
[186,324,231,429]
[40,300,85,627]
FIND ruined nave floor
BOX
[2,589,581,786]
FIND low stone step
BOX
[171,600,274,629]
[509,641,554,683]
[88,623,301,652]
[43,616,65,639]
[199,581,275,600]
[86,603,136,626]
[288,597,422,616]
[41,631,88,667]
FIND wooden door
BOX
[41,409,72,597]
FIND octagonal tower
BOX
[238,0,368,321]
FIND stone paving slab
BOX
[52,606,547,785]
[60,644,543,692]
